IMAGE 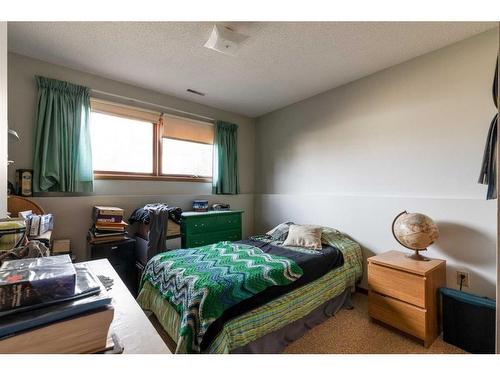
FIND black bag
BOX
[440,287,496,353]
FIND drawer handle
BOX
[111,246,118,250]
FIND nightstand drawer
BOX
[369,291,427,340]
[368,262,425,308]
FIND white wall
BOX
[7,53,256,260]
[255,29,498,298]
[0,23,6,217]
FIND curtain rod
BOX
[90,89,215,122]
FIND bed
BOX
[137,231,363,354]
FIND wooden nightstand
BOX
[367,250,446,347]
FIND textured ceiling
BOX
[7,22,496,117]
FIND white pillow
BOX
[283,224,323,250]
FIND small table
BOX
[88,237,137,296]
[84,259,171,354]
[367,250,446,348]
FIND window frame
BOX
[90,99,213,183]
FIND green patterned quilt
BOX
[141,241,303,353]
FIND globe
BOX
[391,211,439,260]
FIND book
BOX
[95,215,124,224]
[93,206,124,217]
[91,228,126,237]
[29,214,40,236]
[0,284,109,337]
[39,214,54,235]
[0,255,76,312]
[0,264,101,319]
[89,207,127,245]
[26,214,53,237]
[95,220,128,228]
[0,306,114,354]
[95,223,127,233]
[88,232,128,244]
[17,210,33,234]
[95,227,125,234]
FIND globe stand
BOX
[405,249,431,261]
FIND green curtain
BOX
[33,76,93,193]
[212,121,240,195]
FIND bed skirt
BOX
[231,288,351,353]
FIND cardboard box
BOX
[52,239,71,254]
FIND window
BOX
[160,115,214,178]
[90,112,154,174]
[161,139,213,176]
[89,99,214,181]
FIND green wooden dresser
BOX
[181,210,244,248]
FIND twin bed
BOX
[137,227,363,354]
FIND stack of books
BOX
[88,206,128,244]
[0,255,114,354]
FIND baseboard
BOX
[356,286,368,295]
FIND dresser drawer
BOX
[369,291,427,340]
[184,214,242,235]
[216,214,241,230]
[368,262,426,308]
[186,229,241,248]
[183,216,220,234]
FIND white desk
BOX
[84,259,171,354]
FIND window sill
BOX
[94,173,212,183]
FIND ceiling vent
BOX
[186,88,205,96]
[204,25,248,56]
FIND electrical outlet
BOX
[456,271,470,288]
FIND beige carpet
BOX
[283,292,466,354]
[150,292,466,354]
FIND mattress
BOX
[137,234,363,353]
